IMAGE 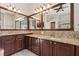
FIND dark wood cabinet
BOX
[25,36,75,56]
[40,39,52,56]
[31,37,40,55]
[1,36,15,56]
[24,36,29,49]
[75,46,79,56]
[52,42,75,56]
[15,35,24,52]
[28,37,32,50]
[0,35,77,56]
[0,35,25,56]
[0,38,3,56]
[25,36,32,50]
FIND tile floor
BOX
[11,49,38,56]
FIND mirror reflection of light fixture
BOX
[36,8,40,13]
[39,7,42,11]
[34,9,37,13]
[8,4,13,10]
[13,7,17,11]
[47,4,51,8]
[34,4,53,14]
[17,8,21,13]
[7,4,22,13]
[43,5,46,10]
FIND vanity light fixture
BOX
[7,4,22,13]
[34,3,53,14]
[17,8,21,13]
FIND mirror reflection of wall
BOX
[0,9,15,29]
[43,3,70,29]
[0,8,27,29]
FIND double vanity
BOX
[0,31,79,56]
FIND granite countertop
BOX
[0,31,33,36]
[26,34,79,46]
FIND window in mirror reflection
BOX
[15,14,27,29]
[15,21,20,29]
[29,18,36,29]
[21,16,27,29]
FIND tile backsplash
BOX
[31,31,79,39]
[0,30,79,39]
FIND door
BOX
[41,40,52,56]
[31,37,40,55]
[15,35,24,51]
[75,46,79,56]
[0,38,4,56]
[28,37,32,50]
[53,42,75,56]
[51,22,55,29]
[2,36,15,56]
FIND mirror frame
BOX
[0,3,74,31]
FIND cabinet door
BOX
[2,36,15,56]
[15,35,24,51]
[40,40,52,56]
[0,39,4,56]
[28,37,32,50]
[53,42,75,56]
[31,37,40,55]
[75,46,79,56]
[24,36,29,49]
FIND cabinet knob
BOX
[54,42,56,44]
[50,42,52,44]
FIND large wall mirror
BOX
[30,3,74,30]
[0,7,27,29]
[29,14,42,29]
[15,14,27,29]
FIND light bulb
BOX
[13,7,17,11]
[39,7,42,11]
[8,5,13,10]
[43,5,46,10]
[36,8,39,12]
[43,11,45,14]
[34,9,37,13]
[17,9,21,13]
[47,4,51,8]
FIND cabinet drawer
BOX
[16,35,24,39]
[42,40,50,45]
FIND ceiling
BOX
[0,3,69,16]
[0,3,46,16]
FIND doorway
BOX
[51,22,55,29]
